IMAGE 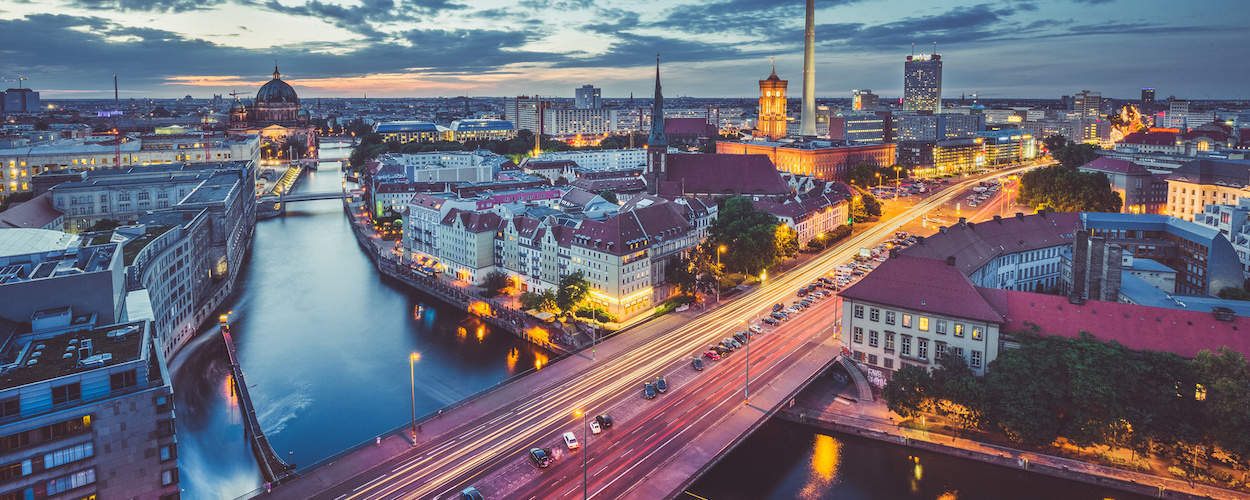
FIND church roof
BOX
[661,154,790,196]
[256,66,299,105]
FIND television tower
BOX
[799,0,817,138]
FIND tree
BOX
[930,355,985,431]
[704,197,784,275]
[520,290,557,312]
[882,365,934,419]
[664,255,698,296]
[1043,134,1067,154]
[1193,348,1250,459]
[90,219,122,232]
[483,270,511,297]
[556,271,590,315]
[845,161,907,188]
[850,194,882,223]
[1217,287,1250,301]
[1018,164,1122,212]
[774,224,799,260]
[598,190,618,205]
[983,334,1070,446]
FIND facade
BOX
[373,121,440,144]
[447,120,515,142]
[124,210,213,359]
[0,193,63,230]
[1079,212,1243,296]
[438,209,503,284]
[1078,157,1168,214]
[533,149,647,171]
[1194,199,1250,273]
[1073,90,1102,118]
[894,112,984,142]
[756,193,847,246]
[852,89,879,111]
[757,67,788,141]
[1165,158,1250,220]
[903,212,1079,293]
[903,54,942,113]
[575,85,602,109]
[1,89,40,114]
[929,130,1036,175]
[827,112,892,145]
[506,96,539,132]
[0,313,180,500]
[716,140,895,182]
[226,66,316,163]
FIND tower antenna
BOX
[911,42,915,57]
[932,41,937,55]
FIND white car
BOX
[749,325,763,334]
[589,420,601,434]
[563,431,580,450]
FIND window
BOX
[972,327,983,341]
[51,383,81,406]
[935,341,946,362]
[918,338,928,360]
[884,331,895,351]
[936,320,946,335]
[137,191,150,201]
[885,311,896,325]
[902,314,912,328]
[918,317,929,331]
[0,398,17,419]
[854,351,865,362]
[44,442,93,470]
[161,468,179,486]
[954,323,964,337]
[852,327,863,344]
[160,444,177,462]
[853,305,863,319]
[868,330,879,347]
[901,335,912,356]
[884,358,893,369]
[869,308,879,322]
[46,468,94,495]
[110,370,137,392]
[868,354,878,365]
[971,350,983,368]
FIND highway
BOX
[282,163,1042,500]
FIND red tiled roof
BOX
[902,212,1079,275]
[985,289,1250,358]
[662,153,790,196]
[664,118,715,137]
[441,208,502,232]
[840,255,1005,324]
[1121,130,1176,146]
[0,193,62,229]
[1081,157,1150,175]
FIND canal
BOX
[171,146,1147,500]
[171,147,550,499]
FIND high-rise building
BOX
[799,0,817,137]
[1,88,40,113]
[506,96,540,133]
[852,89,878,111]
[1141,88,1156,106]
[758,61,788,141]
[1073,90,1102,118]
[575,84,601,109]
[903,54,942,113]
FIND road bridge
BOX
[253,162,1047,500]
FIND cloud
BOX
[68,0,226,12]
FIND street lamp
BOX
[716,245,727,304]
[742,318,751,405]
[894,166,902,200]
[574,409,589,500]
[409,352,420,440]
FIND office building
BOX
[903,54,942,113]
[827,112,892,145]
[852,89,879,111]
[1076,212,1242,296]
[506,96,540,133]
[1073,90,1102,119]
[1141,88,1155,107]
[895,112,984,142]
[1,88,40,114]
[1079,157,1168,214]
[534,149,647,171]
[446,119,516,142]
[575,85,602,109]
[757,65,788,141]
[373,121,441,144]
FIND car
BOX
[763,317,779,325]
[749,325,763,334]
[733,332,747,344]
[655,376,668,393]
[772,303,784,312]
[796,289,807,297]
[703,350,720,361]
[563,431,579,450]
[596,414,614,429]
[729,339,743,349]
[770,312,786,321]
[460,487,484,500]
[713,345,729,355]
[529,447,553,468]
[643,382,656,399]
[692,357,705,370]
[589,420,602,434]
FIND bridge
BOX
[255,163,1046,500]
[276,191,348,203]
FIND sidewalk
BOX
[781,375,1244,500]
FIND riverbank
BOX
[780,370,1243,500]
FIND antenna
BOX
[932,41,937,55]
[911,42,915,56]
[113,74,118,103]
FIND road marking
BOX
[351,475,386,492]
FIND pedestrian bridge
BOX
[277,191,348,203]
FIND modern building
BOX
[123,210,214,358]
[1077,212,1243,296]
[928,130,1036,175]
[575,85,602,109]
[852,89,879,111]
[1165,158,1250,220]
[757,66,788,141]
[447,119,515,142]
[1072,90,1102,119]
[894,112,984,142]
[373,121,441,144]
[2,88,40,114]
[1193,198,1250,273]
[827,112,893,145]
[1078,157,1168,214]
[534,149,647,171]
[1141,88,1155,107]
[903,54,942,113]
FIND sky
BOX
[1,0,1246,100]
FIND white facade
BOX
[842,298,1000,376]
[534,149,647,171]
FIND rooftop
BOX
[181,171,241,205]
[903,212,1079,275]
[840,255,1005,324]
[0,320,145,390]
[1080,157,1152,176]
[0,228,80,258]
[0,193,63,229]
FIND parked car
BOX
[729,339,743,349]
[749,325,763,334]
[589,419,602,434]
[563,431,579,450]
[704,350,720,361]
[460,487,484,500]
[655,376,668,393]
[763,317,779,325]
[772,303,784,312]
[692,357,705,370]
[643,382,657,399]
[733,332,748,344]
[596,414,614,429]
[530,447,553,468]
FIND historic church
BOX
[227,66,318,162]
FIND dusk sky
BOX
[2,0,1246,100]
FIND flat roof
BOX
[0,228,81,259]
[181,172,239,204]
[0,320,145,390]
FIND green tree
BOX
[556,271,590,315]
[90,219,122,232]
[930,355,985,431]
[520,290,557,312]
[1043,134,1067,154]
[482,270,511,297]
[845,161,906,188]
[1193,348,1250,459]
[983,334,1070,446]
[705,197,783,275]
[598,190,618,205]
[774,224,799,260]
[664,255,698,296]
[1018,164,1122,212]
[882,365,934,419]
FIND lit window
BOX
[918,317,929,331]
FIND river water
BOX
[172,146,1147,500]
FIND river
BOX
[172,146,1146,500]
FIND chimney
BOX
[1088,235,1106,301]
[967,222,976,230]
[915,235,925,245]
[939,226,948,233]
[1070,229,1090,302]
[1015,212,1024,219]
[945,256,956,266]
[799,0,817,137]
[958,217,967,224]
[1102,243,1123,301]
[993,215,1002,223]
[889,247,900,258]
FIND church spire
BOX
[770,56,777,78]
[647,54,666,147]
[273,63,281,80]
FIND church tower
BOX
[646,55,667,194]
[758,57,788,141]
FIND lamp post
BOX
[574,409,588,500]
[743,318,751,405]
[409,352,420,440]
[716,245,727,304]
[894,166,902,200]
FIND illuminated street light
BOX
[574,409,588,500]
[409,352,421,441]
[716,245,727,304]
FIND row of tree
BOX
[884,330,1250,473]
[846,161,910,189]
[665,197,802,297]
[1017,135,1121,213]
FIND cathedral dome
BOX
[256,66,299,105]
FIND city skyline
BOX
[2,0,1247,99]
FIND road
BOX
[275,163,1043,500]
